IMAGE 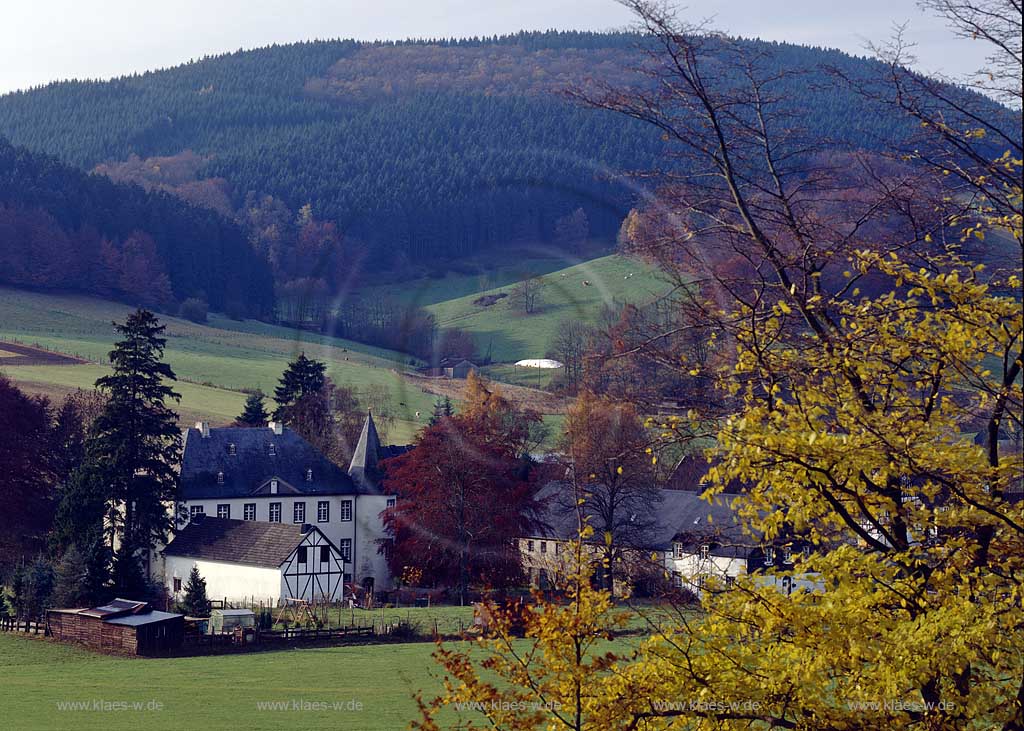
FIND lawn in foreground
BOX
[0,632,444,731]
[0,627,647,731]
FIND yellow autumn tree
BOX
[412,2,1022,729]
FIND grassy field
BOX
[0,623,649,730]
[425,255,672,363]
[0,287,438,443]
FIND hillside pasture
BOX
[425,255,672,363]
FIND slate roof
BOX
[527,482,756,558]
[163,516,310,568]
[348,412,410,492]
[180,423,362,499]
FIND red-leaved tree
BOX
[382,415,541,604]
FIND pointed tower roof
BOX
[348,410,382,484]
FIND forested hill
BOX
[0,138,275,316]
[0,32,1007,271]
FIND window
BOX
[339,539,352,562]
[306,468,313,482]
[527,540,535,553]
[216,471,225,485]
[386,497,396,509]
[293,502,306,523]
[189,505,205,518]
[243,503,256,521]
[317,501,329,522]
[217,504,230,519]
[297,546,307,564]
[540,541,547,554]
[269,502,281,523]
[340,500,353,522]
[173,577,182,592]
[782,547,793,564]
[555,542,562,555]
[764,547,776,565]
[725,576,736,587]
[673,542,685,559]
[699,544,710,561]
[268,443,277,456]
[270,479,278,495]
[673,572,684,588]
[228,443,236,456]
[320,546,330,563]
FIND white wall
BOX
[175,493,395,590]
[159,554,282,606]
[664,551,747,595]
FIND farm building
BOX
[160,515,348,605]
[47,599,184,655]
[444,359,477,379]
[170,414,402,594]
[521,482,814,596]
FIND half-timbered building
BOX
[166,412,404,594]
[159,516,347,604]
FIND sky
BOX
[0,0,993,94]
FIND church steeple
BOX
[348,410,381,482]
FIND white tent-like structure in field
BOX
[514,359,564,369]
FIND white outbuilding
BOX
[160,516,347,605]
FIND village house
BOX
[160,516,347,604]
[160,412,402,598]
[522,482,810,597]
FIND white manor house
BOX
[153,413,402,605]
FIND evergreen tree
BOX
[7,557,54,620]
[110,542,148,599]
[273,353,326,418]
[429,396,454,425]
[64,310,181,587]
[235,389,269,427]
[181,565,211,617]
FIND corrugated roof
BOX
[528,482,757,558]
[163,516,309,567]
[105,610,182,627]
[180,424,363,499]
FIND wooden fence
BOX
[0,616,45,634]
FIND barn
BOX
[444,359,477,379]
[161,515,347,605]
[47,599,184,656]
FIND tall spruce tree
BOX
[235,390,269,427]
[273,353,326,418]
[61,310,181,592]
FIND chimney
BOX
[194,421,210,438]
[268,421,284,436]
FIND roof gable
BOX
[163,516,313,567]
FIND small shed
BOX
[444,360,477,379]
[47,599,184,655]
[209,608,255,634]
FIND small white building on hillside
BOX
[160,516,347,605]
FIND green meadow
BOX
[424,255,671,363]
[0,287,434,442]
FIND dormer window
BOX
[216,471,225,485]
[270,479,279,495]
[305,469,313,482]
[699,544,710,561]
[268,443,277,456]
[764,547,776,565]
[228,443,236,456]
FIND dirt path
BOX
[400,371,568,414]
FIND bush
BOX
[179,297,209,324]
